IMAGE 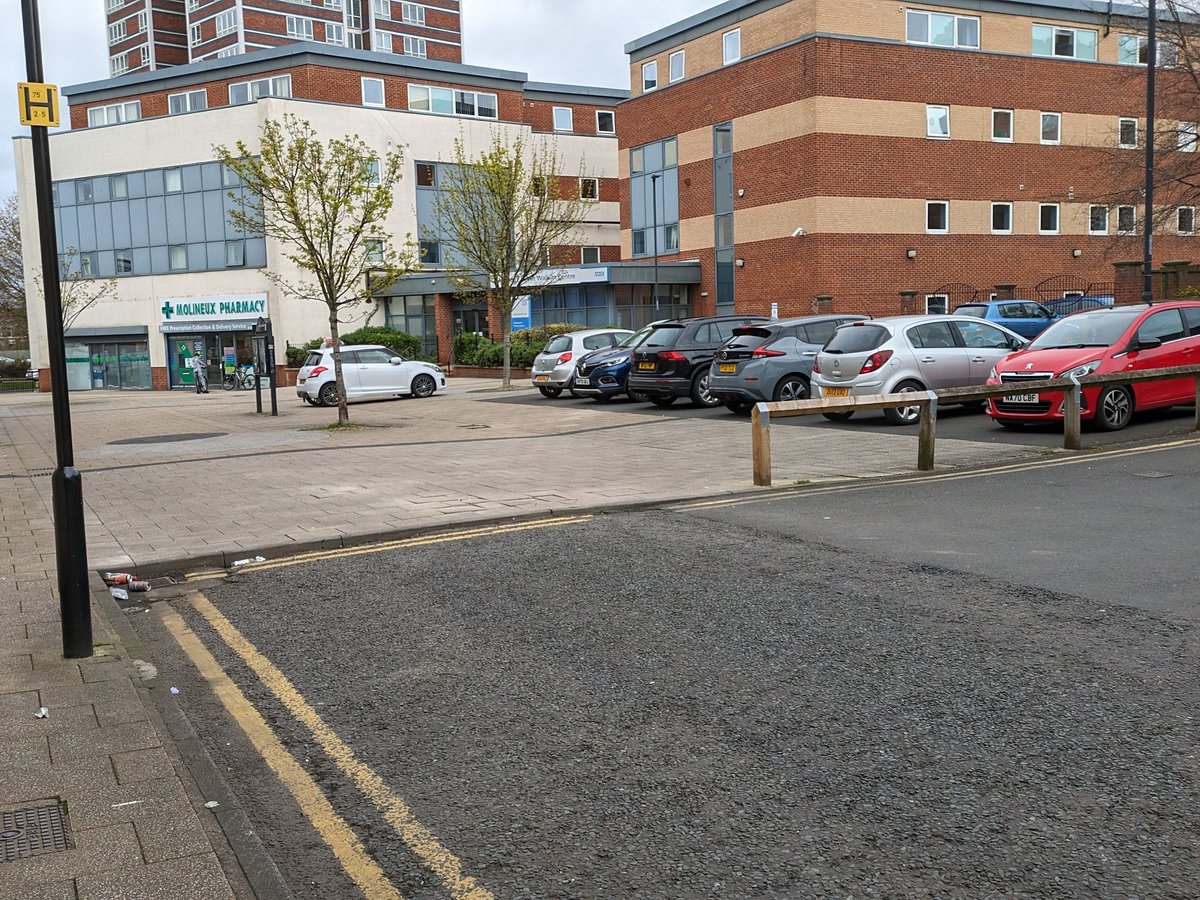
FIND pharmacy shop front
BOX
[160,294,268,390]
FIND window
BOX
[1117,205,1137,235]
[76,180,94,203]
[401,2,424,24]
[926,104,950,139]
[596,110,615,134]
[1119,117,1138,148]
[419,240,439,265]
[110,52,130,77]
[665,224,679,251]
[1089,205,1109,235]
[407,84,498,119]
[1179,207,1196,235]
[362,77,385,107]
[374,31,392,51]
[1137,309,1186,344]
[86,101,140,127]
[168,245,187,271]
[642,60,657,92]
[632,230,646,255]
[630,147,644,174]
[669,50,685,82]
[217,46,238,58]
[1032,24,1097,61]
[110,174,128,199]
[415,162,436,187]
[168,90,207,115]
[108,21,126,44]
[363,158,381,186]
[135,12,146,32]
[1179,122,1197,152]
[580,177,598,201]
[403,36,426,58]
[189,23,202,46]
[991,202,1012,234]
[581,246,601,265]
[1119,34,1177,67]
[373,0,390,17]
[992,109,1013,142]
[76,252,99,278]
[1040,112,1061,144]
[924,295,949,315]
[723,29,741,64]
[107,0,123,10]
[215,10,236,36]
[229,75,292,104]
[926,200,948,234]
[553,107,574,132]
[365,240,384,264]
[225,241,245,267]
[326,23,344,44]
[1039,203,1059,235]
[905,10,980,49]
[164,168,182,192]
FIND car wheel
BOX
[411,374,436,398]
[1094,385,1133,431]
[649,396,677,408]
[627,388,650,403]
[302,395,318,406]
[773,375,810,403]
[882,381,924,426]
[822,411,855,422]
[690,372,721,407]
[724,401,753,415]
[318,382,339,407]
[537,385,563,398]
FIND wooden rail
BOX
[751,364,1200,486]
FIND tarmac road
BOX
[131,440,1200,898]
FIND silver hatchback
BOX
[531,328,633,398]
[811,315,1026,424]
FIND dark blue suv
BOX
[571,322,663,402]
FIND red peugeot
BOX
[987,301,1200,431]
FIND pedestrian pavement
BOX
[0,379,1045,896]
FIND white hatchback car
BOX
[531,328,633,398]
[296,344,445,406]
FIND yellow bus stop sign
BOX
[17,82,60,127]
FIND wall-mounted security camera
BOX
[791,227,807,238]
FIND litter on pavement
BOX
[231,556,267,567]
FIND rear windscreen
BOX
[954,305,988,318]
[544,335,572,353]
[724,327,774,350]
[823,324,890,353]
[642,325,684,349]
[304,352,323,367]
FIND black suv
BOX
[628,315,770,407]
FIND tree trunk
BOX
[502,306,512,388]
[329,311,350,426]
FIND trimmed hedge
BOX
[288,327,424,367]
[453,323,619,369]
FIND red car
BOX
[987,301,1200,431]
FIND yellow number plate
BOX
[824,387,850,398]
[637,362,656,371]
[533,375,550,383]
[718,363,736,374]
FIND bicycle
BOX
[222,365,258,391]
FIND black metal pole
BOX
[266,319,277,416]
[21,0,92,658]
[650,172,660,313]
[1143,0,1157,303]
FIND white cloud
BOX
[0,0,714,199]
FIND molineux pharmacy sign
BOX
[159,294,269,333]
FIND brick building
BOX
[620,0,1198,319]
[105,0,462,79]
[16,42,637,391]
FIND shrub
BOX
[450,322,618,369]
[338,326,421,359]
[285,345,310,368]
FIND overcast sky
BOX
[0,0,714,200]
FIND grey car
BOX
[531,328,633,398]
[707,314,870,413]
[811,314,1027,425]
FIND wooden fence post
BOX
[752,404,772,486]
[1062,386,1082,450]
[918,393,937,471]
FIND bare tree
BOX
[31,246,118,331]
[432,130,591,386]
[215,114,417,425]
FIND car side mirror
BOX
[1009,337,1025,350]
[1135,336,1162,351]
[389,357,403,365]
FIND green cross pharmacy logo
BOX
[161,301,174,320]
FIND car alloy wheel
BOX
[538,385,563,398]
[318,382,339,407]
[411,373,436,398]
[773,376,810,403]
[691,372,721,407]
[1094,385,1133,431]
[882,381,923,426]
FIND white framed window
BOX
[401,2,424,24]
[581,246,601,265]
[992,109,1013,142]
[926,104,950,139]
[407,83,497,119]
[168,245,187,271]
[553,107,574,132]
[1032,24,1097,60]
[905,10,979,49]
[1040,112,1061,144]
[326,23,345,44]
[86,100,140,127]
[596,110,615,134]
[115,251,134,275]
[1118,34,1177,67]
[723,28,741,64]
[189,23,202,45]
[325,0,344,8]
[374,31,392,52]
[1117,205,1137,235]
[215,10,236,36]
[373,0,389,18]
[363,158,381,186]
[1039,203,1060,235]
[1118,117,1138,149]
[106,0,124,11]
[362,77,385,107]
[991,202,1012,234]
[216,46,238,58]
[225,241,245,268]
[168,89,207,115]
[136,11,147,32]
[286,16,313,40]
[1179,122,1197,152]
[110,52,129,77]
[365,240,385,264]
[1178,207,1196,235]
[403,35,426,58]
[164,168,182,192]
[925,294,949,314]
[108,21,126,44]
[926,200,949,234]
[1089,205,1109,235]
[187,0,199,10]
[669,50,685,82]
[642,60,657,92]
[228,75,292,105]
[580,177,599,201]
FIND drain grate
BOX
[25,468,54,478]
[0,801,69,862]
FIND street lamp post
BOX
[21,0,93,658]
[1143,0,1158,303]
[650,172,660,313]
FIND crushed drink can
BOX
[128,580,152,592]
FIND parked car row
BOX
[535,300,1200,433]
[951,295,1114,340]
